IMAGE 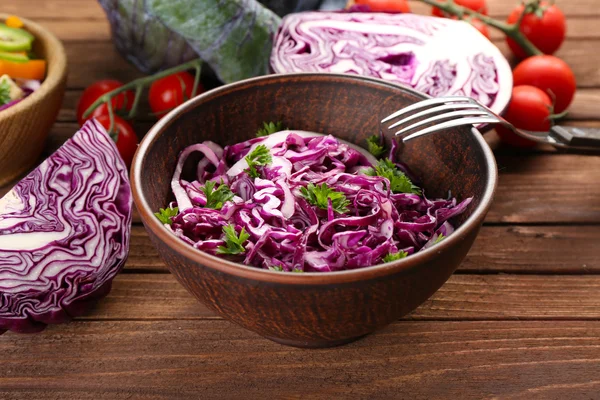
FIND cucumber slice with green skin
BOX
[0,24,34,52]
[0,51,29,62]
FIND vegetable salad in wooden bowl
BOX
[0,14,66,186]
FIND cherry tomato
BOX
[506,2,566,59]
[495,85,552,148]
[432,0,487,18]
[77,80,135,126]
[512,55,576,113]
[95,114,139,168]
[470,19,490,39]
[148,72,202,118]
[354,0,411,13]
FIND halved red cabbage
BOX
[270,12,512,114]
[163,131,471,273]
[0,119,132,334]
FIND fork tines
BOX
[381,96,501,142]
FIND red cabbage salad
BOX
[154,128,472,273]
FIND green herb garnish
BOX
[434,233,446,244]
[202,180,234,210]
[366,159,421,194]
[245,144,272,178]
[0,80,11,106]
[366,134,386,159]
[256,121,284,137]
[300,182,350,214]
[216,225,250,255]
[269,265,284,272]
[154,207,179,225]
[382,251,408,263]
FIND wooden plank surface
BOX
[10,0,600,19]
[22,9,600,43]
[81,273,600,321]
[490,154,600,223]
[3,0,600,398]
[2,320,600,399]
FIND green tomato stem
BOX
[417,0,544,57]
[82,58,203,121]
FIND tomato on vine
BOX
[512,55,576,113]
[354,0,411,13]
[470,19,490,39]
[432,0,487,18]
[76,80,135,126]
[148,71,203,119]
[95,115,139,168]
[506,2,566,59]
[495,85,553,148]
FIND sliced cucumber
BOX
[0,51,29,63]
[0,24,34,52]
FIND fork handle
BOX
[549,126,600,149]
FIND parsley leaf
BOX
[366,159,421,194]
[202,180,234,210]
[154,207,179,225]
[366,134,386,159]
[256,121,284,137]
[217,225,250,255]
[245,144,272,178]
[382,251,408,263]
[434,233,446,244]
[0,80,12,106]
[299,182,350,214]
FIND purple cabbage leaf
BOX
[0,119,132,334]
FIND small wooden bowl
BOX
[132,73,497,348]
[0,14,67,187]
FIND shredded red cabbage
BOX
[159,131,471,272]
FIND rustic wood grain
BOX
[410,0,600,17]
[28,10,600,43]
[3,1,106,20]
[32,20,111,42]
[81,273,600,321]
[490,153,600,223]
[2,320,600,399]
[65,43,144,89]
[10,0,598,20]
[566,89,600,120]
[124,225,600,274]
[462,226,600,273]
[2,0,600,396]
[493,39,600,87]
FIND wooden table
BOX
[2,1,600,398]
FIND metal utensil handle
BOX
[549,126,600,149]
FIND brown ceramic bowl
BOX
[0,14,67,187]
[131,73,497,348]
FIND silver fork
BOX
[381,96,600,152]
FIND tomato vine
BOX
[419,0,544,56]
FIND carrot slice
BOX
[5,16,24,29]
[0,59,46,80]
